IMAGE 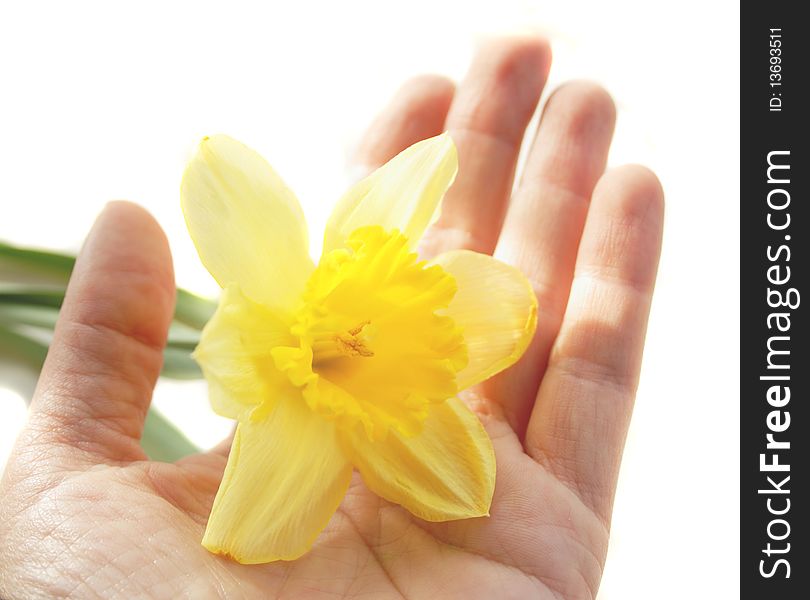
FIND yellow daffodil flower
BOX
[180,133,538,564]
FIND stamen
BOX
[347,320,371,336]
[311,321,374,363]
[335,333,374,357]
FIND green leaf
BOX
[0,241,218,329]
[166,321,203,349]
[0,303,60,329]
[0,315,200,379]
[0,240,210,461]
[0,285,65,308]
[0,302,201,350]
[0,241,74,284]
[0,324,200,459]
[175,288,217,329]
[162,345,203,379]
[141,407,200,461]
[0,323,49,367]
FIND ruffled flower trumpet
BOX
[181,133,537,563]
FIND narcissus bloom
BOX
[181,133,537,564]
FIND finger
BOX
[351,74,455,173]
[24,202,175,465]
[488,82,616,435]
[420,36,551,257]
[209,427,236,457]
[525,166,664,524]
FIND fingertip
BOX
[449,36,551,142]
[542,81,616,145]
[389,74,456,144]
[477,34,552,84]
[98,200,174,258]
[595,165,665,229]
[584,165,665,291]
[617,164,665,206]
[395,74,456,112]
[65,200,176,363]
[353,74,456,169]
[86,200,176,313]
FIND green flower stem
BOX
[0,322,49,366]
[174,288,218,329]
[0,241,218,329]
[0,323,199,460]
[0,303,60,329]
[141,408,201,462]
[0,241,75,281]
[0,241,209,460]
[0,302,202,351]
[0,285,65,308]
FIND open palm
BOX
[0,38,663,599]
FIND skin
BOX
[0,37,664,599]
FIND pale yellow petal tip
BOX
[185,135,242,173]
[427,131,458,169]
[201,539,303,565]
[403,131,457,176]
[188,134,220,162]
[198,133,225,146]
[433,130,455,149]
[202,521,314,564]
[193,134,237,163]
[201,540,240,563]
[412,501,493,522]
[466,496,495,520]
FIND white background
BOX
[0,1,740,597]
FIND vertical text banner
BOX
[741,2,807,596]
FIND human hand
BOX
[0,37,663,599]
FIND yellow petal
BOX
[181,135,314,310]
[341,397,495,521]
[203,396,352,563]
[431,250,537,390]
[323,133,457,253]
[194,285,295,420]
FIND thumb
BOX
[24,201,175,466]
